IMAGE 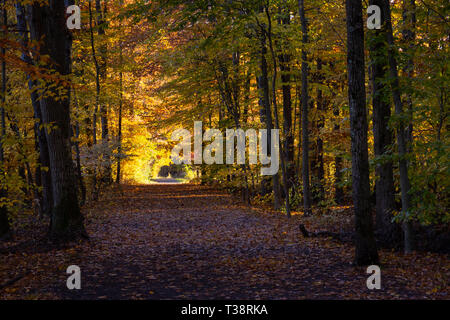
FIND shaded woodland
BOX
[0,0,448,299]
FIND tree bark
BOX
[28,0,87,240]
[0,0,10,240]
[116,23,123,184]
[313,58,325,203]
[332,67,345,205]
[345,0,379,265]
[368,0,399,245]
[266,6,291,217]
[17,3,53,217]
[96,0,111,184]
[279,11,294,190]
[89,0,100,147]
[299,0,311,215]
[381,0,413,253]
[256,17,280,210]
[242,71,250,124]
[89,0,101,199]
[72,89,86,205]
[402,0,416,150]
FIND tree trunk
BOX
[89,0,101,199]
[96,0,111,184]
[381,0,413,253]
[296,80,302,178]
[242,71,250,124]
[345,0,379,265]
[257,19,280,210]
[279,12,294,190]
[266,6,291,217]
[368,0,399,245]
[0,0,10,240]
[96,0,108,141]
[402,0,416,150]
[72,89,86,205]
[116,40,123,184]
[17,3,53,217]
[333,69,344,205]
[28,0,87,240]
[314,58,325,203]
[299,0,311,215]
[116,0,124,184]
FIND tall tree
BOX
[368,0,399,244]
[116,0,124,184]
[345,0,379,265]
[89,0,101,199]
[311,58,325,203]
[298,0,311,215]
[0,0,10,240]
[16,3,53,217]
[279,6,294,190]
[266,6,291,217]
[28,0,87,240]
[72,89,86,205]
[333,105,344,205]
[256,13,281,210]
[96,0,112,184]
[402,0,416,149]
[381,0,414,253]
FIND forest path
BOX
[1,184,447,299]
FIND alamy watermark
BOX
[66,265,81,290]
[366,265,381,290]
[367,5,382,30]
[171,121,280,176]
[66,5,81,30]
[66,4,382,31]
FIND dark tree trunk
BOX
[116,24,123,184]
[332,69,344,205]
[279,12,294,190]
[368,0,400,245]
[33,93,53,217]
[74,122,86,205]
[28,0,87,240]
[313,58,325,203]
[96,0,111,184]
[17,3,53,217]
[116,97,122,183]
[242,71,250,124]
[89,0,101,199]
[72,89,86,205]
[257,19,280,210]
[381,0,413,253]
[0,0,10,240]
[96,0,108,140]
[266,6,291,217]
[299,0,311,214]
[402,0,416,150]
[345,0,379,265]
[296,80,302,178]
[334,152,344,204]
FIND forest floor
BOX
[0,184,448,300]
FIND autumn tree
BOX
[28,0,87,240]
[381,0,414,252]
[298,0,312,215]
[345,0,379,265]
[0,0,9,240]
[368,0,399,244]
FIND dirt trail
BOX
[1,184,448,299]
